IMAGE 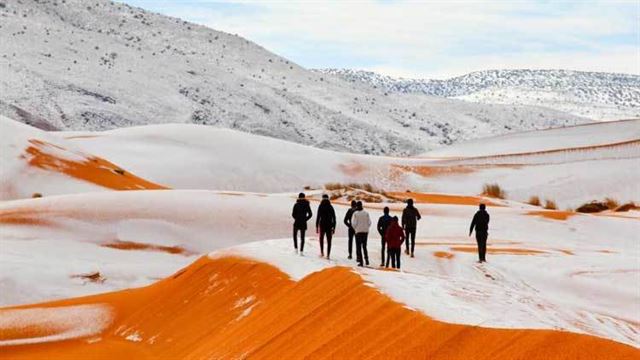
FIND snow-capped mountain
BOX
[0,0,589,155]
[317,69,640,121]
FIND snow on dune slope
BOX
[1,190,638,349]
[423,118,640,158]
[2,116,637,207]
[63,123,401,192]
[1,256,638,359]
[0,116,166,200]
[0,0,588,155]
[64,120,640,208]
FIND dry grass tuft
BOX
[544,199,557,210]
[324,182,343,191]
[576,201,608,213]
[527,196,541,206]
[604,197,619,210]
[614,202,638,212]
[482,183,506,199]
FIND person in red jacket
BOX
[384,216,405,269]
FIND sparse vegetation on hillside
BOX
[576,198,626,213]
[527,195,541,206]
[323,182,401,203]
[544,199,557,210]
[614,202,639,212]
[482,183,506,199]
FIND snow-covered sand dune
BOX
[2,114,638,208]
[1,190,638,349]
[1,114,638,357]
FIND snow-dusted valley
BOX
[0,0,593,155]
[319,68,640,120]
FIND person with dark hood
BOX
[316,194,336,259]
[385,216,404,269]
[469,203,490,263]
[343,200,357,259]
[291,192,312,254]
[377,207,392,267]
[401,198,421,258]
[351,201,371,267]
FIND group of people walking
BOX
[292,192,490,269]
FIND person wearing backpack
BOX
[377,207,392,267]
[351,201,371,267]
[291,192,312,254]
[385,216,405,269]
[316,194,336,259]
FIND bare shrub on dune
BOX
[324,182,344,191]
[615,202,639,212]
[604,197,619,210]
[32,193,43,198]
[544,199,557,210]
[482,183,506,199]
[576,201,609,213]
[527,196,541,206]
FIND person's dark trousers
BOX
[355,232,369,266]
[386,248,400,268]
[404,228,416,255]
[347,227,355,258]
[319,227,333,257]
[380,236,386,266]
[476,232,488,262]
[293,225,306,252]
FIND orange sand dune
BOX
[25,139,168,191]
[392,164,475,177]
[451,246,548,255]
[388,191,502,206]
[2,256,637,359]
[527,210,575,221]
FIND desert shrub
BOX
[527,196,541,206]
[604,197,619,210]
[576,201,609,213]
[32,193,42,198]
[614,202,638,212]
[324,182,343,191]
[482,183,506,199]
[303,185,312,190]
[544,199,557,210]
[329,192,342,201]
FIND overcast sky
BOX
[122,0,639,79]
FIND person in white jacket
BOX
[351,201,371,266]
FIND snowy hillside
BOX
[319,69,640,120]
[0,0,589,155]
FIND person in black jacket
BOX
[401,198,421,257]
[316,194,336,259]
[291,192,312,254]
[377,207,392,267]
[469,203,490,263]
[343,200,357,259]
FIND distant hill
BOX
[1,0,588,155]
[317,69,640,121]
